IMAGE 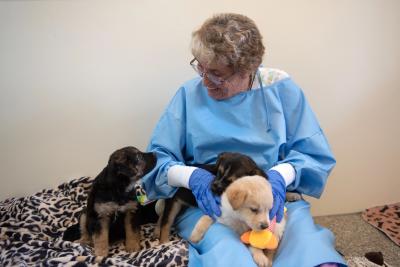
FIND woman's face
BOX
[196,60,252,100]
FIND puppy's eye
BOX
[250,207,259,214]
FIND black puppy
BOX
[156,152,266,244]
[63,146,157,257]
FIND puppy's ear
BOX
[211,179,224,195]
[217,165,231,181]
[226,185,247,210]
[215,152,228,168]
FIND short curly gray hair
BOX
[191,13,265,73]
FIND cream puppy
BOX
[190,175,286,267]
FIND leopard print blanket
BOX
[0,177,189,266]
[362,202,400,247]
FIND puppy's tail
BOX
[62,223,81,241]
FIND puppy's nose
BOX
[259,222,269,230]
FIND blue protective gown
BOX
[143,69,347,267]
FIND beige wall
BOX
[0,0,399,216]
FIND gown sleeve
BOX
[141,87,187,200]
[276,79,336,198]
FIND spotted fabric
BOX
[362,202,400,247]
[0,176,189,266]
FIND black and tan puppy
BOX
[156,152,266,243]
[63,146,157,257]
[210,152,267,195]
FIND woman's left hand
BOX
[267,170,286,223]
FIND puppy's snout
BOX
[259,222,269,230]
[144,152,157,165]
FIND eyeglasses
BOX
[190,58,236,86]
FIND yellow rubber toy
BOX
[240,207,287,250]
[240,228,278,250]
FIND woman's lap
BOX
[174,200,347,267]
[273,200,347,267]
[175,206,257,267]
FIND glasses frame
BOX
[190,58,236,86]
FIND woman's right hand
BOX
[189,168,221,218]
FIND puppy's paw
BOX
[189,228,205,243]
[77,236,91,245]
[154,225,161,239]
[125,239,141,253]
[189,215,213,243]
[94,247,109,257]
[251,247,271,267]
[253,253,270,267]
[159,234,170,245]
[285,192,302,202]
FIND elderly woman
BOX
[143,13,346,267]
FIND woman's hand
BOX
[189,168,221,218]
[267,170,286,223]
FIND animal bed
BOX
[362,202,400,247]
[0,177,189,266]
